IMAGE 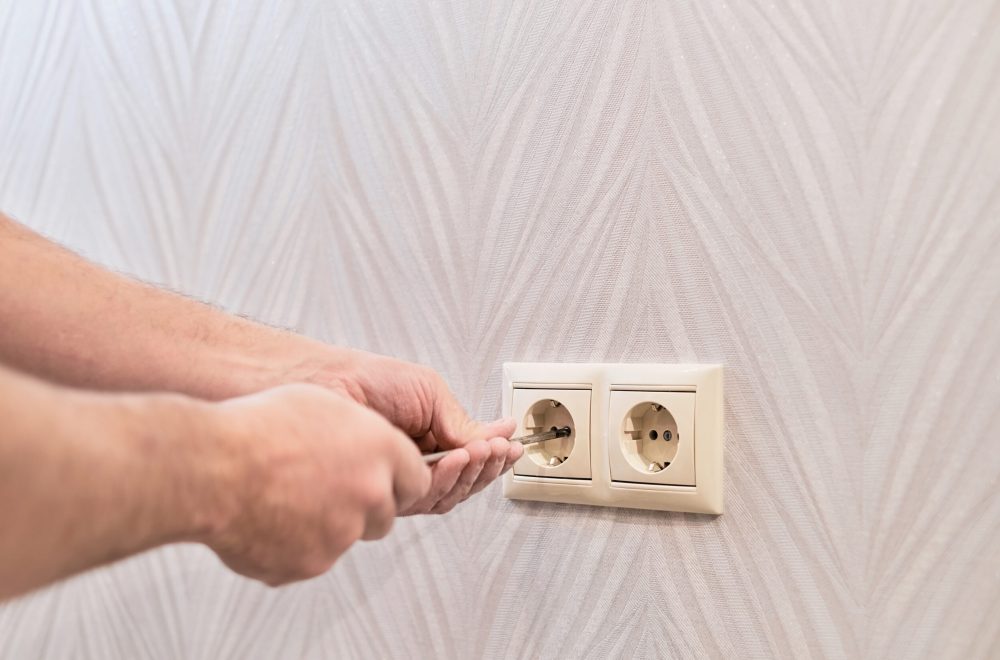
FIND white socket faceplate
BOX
[608,390,695,486]
[502,363,724,514]
[511,387,592,480]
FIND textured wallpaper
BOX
[1,1,999,658]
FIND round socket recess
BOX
[621,402,679,473]
[607,389,696,486]
[522,398,576,468]
[511,387,592,480]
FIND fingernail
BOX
[491,416,516,427]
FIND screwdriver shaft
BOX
[422,426,571,465]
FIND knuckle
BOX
[262,574,288,588]
[431,500,455,515]
[302,556,335,579]
[332,512,368,555]
[419,365,444,384]
[366,515,395,540]
[371,493,395,520]
[406,502,430,516]
[460,469,479,488]
[358,474,393,510]
[419,368,449,402]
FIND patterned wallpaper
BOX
[1,1,998,658]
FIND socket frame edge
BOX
[501,362,723,515]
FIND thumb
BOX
[481,417,517,441]
[430,388,516,450]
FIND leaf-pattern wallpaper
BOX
[1,1,998,658]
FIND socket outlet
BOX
[502,363,723,514]
[607,390,695,486]
[511,388,591,480]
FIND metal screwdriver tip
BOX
[515,426,571,446]
[421,426,572,465]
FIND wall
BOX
[1,1,998,658]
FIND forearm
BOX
[0,214,357,400]
[0,364,233,600]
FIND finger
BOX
[481,417,517,440]
[427,383,515,448]
[361,492,396,541]
[466,437,509,497]
[400,449,469,515]
[430,439,491,513]
[386,430,432,511]
[417,415,516,454]
[500,440,524,475]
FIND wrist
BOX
[86,390,240,546]
[250,331,368,403]
[157,395,242,543]
[200,320,363,402]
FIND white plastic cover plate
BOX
[502,363,724,514]
[607,389,695,486]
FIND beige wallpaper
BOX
[1,1,999,658]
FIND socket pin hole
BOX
[621,401,679,474]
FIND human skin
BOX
[0,364,434,599]
[0,213,521,599]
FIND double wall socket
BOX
[502,363,723,514]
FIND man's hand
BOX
[0,215,521,599]
[0,213,520,517]
[307,352,521,515]
[205,384,432,586]
[0,366,439,598]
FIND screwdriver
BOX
[421,426,571,465]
